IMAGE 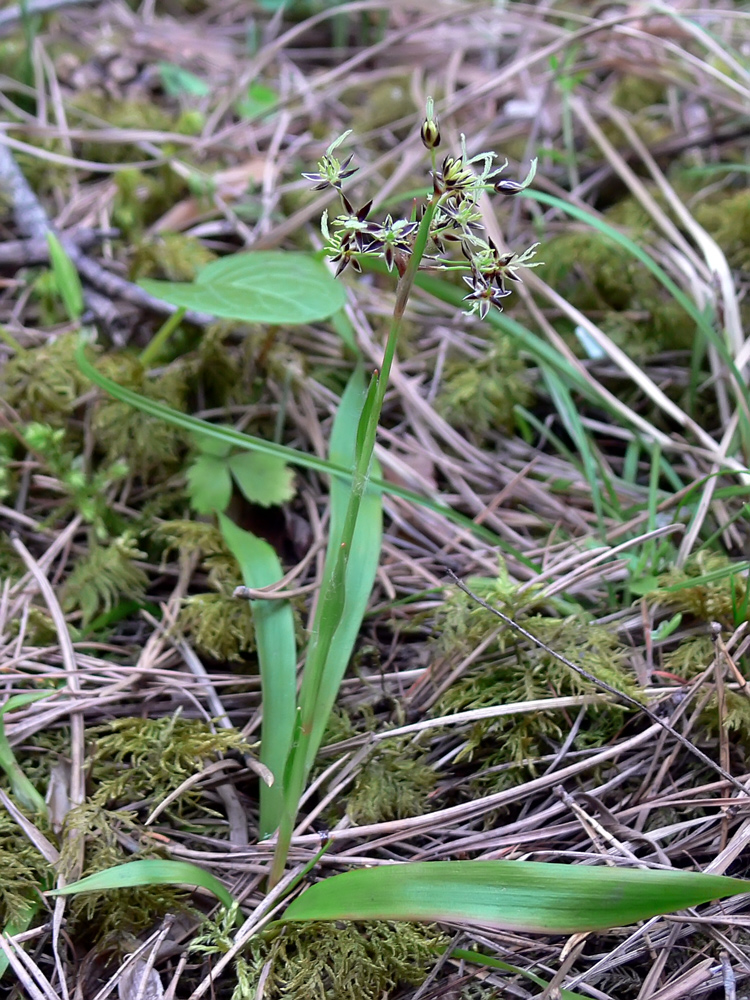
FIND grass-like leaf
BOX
[450,948,588,1000]
[218,513,297,838]
[46,233,83,321]
[0,692,55,815]
[139,251,346,324]
[282,860,749,933]
[47,859,237,912]
[74,338,513,552]
[297,364,384,773]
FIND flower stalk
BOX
[269,102,540,885]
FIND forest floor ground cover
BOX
[2,1,750,998]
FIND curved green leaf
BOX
[140,251,346,324]
[47,859,236,912]
[217,513,297,838]
[282,860,749,933]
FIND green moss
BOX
[0,811,51,926]
[534,229,695,355]
[660,635,714,679]
[654,551,746,625]
[88,714,250,811]
[129,232,216,282]
[61,534,149,626]
[695,190,750,271]
[241,921,447,1000]
[61,802,193,942]
[177,592,257,661]
[346,740,436,824]
[1,333,89,424]
[432,581,638,783]
[435,332,532,434]
[611,76,667,114]
[92,353,189,474]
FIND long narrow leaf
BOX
[450,948,588,1000]
[74,337,514,553]
[0,692,55,815]
[218,514,297,838]
[297,366,383,772]
[47,859,236,912]
[282,860,749,933]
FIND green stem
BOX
[139,307,186,367]
[269,193,442,887]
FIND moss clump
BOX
[435,332,532,435]
[0,811,51,926]
[654,551,746,626]
[128,232,216,282]
[242,921,447,1000]
[535,229,694,355]
[695,190,750,271]
[155,520,260,661]
[61,803,193,942]
[61,534,149,626]
[177,592,257,661]
[92,353,189,475]
[432,581,638,783]
[88,714,250,812]
[660,634,714,680]
[1,333,89,424]
[346,740,436,824]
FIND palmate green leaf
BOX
[139,251,346,325]
[186,453,233,514]
[217,513,297,838]
[282,860,749,933]
[47,859,237,913]
[75,337,520,554]
[228,452,296,507]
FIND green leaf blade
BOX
[282,861,749,934]
[297,365,383,773]
[140,251,346,325]
[218,514,297,838]
[186,453,233,514]
[228,452,296,507]
[48,859,236,911]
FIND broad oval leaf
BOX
[282,860,750,934]
[139,251,346,324]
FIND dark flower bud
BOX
[494,178,524,195]
[420,97,441,150]
[421,118,441,150]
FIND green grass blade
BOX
[47,859,237,912]
[0,692,55,815]
[450,948,588,1000]
[298,364,383,772]
[282,860,749,933]
[217,513,297,838]
[540,365,607,528]
[74,336,515,553]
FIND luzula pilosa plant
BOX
[268,103,541,884]
[305,98,541,318]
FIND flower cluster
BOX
[303,106,542,318]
